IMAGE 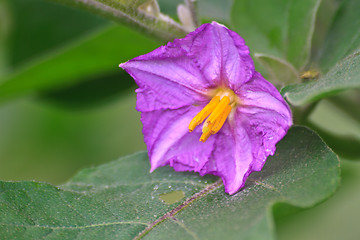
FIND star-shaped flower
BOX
[120,22,292,195]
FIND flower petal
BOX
[201,122,254,195]
[176,21,255,91]
[236,72,292,171]
[141,106,216,172]
[120,22,255,112]
[120,45,210,112]
[122,22,292,196]
[198,73,292,194]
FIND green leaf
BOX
[310,0,341,63]
[254,53,299,87]
[38,71,135,109]
[0,0,11,76]
[6,0,107,68]
[285,0,321,68]
[50,0,188,42]
[282,0,360,106]
[231,0,321,69]
[318,0,360,73]
[282,51,360,106]
[0,24,159,104]
[305,121,360,160]
[304,91,360,160]
[0,127,339,239]
[277,160,360,240]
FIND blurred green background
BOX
[0,0,149,183]
[0,0,359,239]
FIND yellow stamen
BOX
[206,96,230,125]
[189,89,237,142]
[201,119,215,135]
[200,130,212,142]
[211,105,232,134]
[189,96,220,132]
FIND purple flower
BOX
[120,22,292,195]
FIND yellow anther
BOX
[206,96,230,125]
[189,96,220,132]
[200,130,212,142]
[201,119,215,134]
[211,105,232,134]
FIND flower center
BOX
[189,89,237,142]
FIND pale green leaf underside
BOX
[0,127,339,239]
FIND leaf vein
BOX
[63,179,208,192]
[133,178,223,239]
[170,217,200,240]
[0,221,149,230]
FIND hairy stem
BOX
[50,0,188,42]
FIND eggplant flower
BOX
[120,22,292,195]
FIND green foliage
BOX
[282,51,360,105]
[0,0,11,76]
[231,0,360,104]
[0,25,159,103]
[0,0,359,239]
[6,0,107,67]
[282,0,360,105]
[231,0,320,70]
[254,53,299,86]
[317,0,360,72]
[0,127,339,239]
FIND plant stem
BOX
[51,0,188,42]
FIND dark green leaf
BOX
[0,0,12,76]
[282,51,360,105]
[0,24,159,104]
[0,127,340,239]
[6,0,107,68]
[38,71,135,109]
